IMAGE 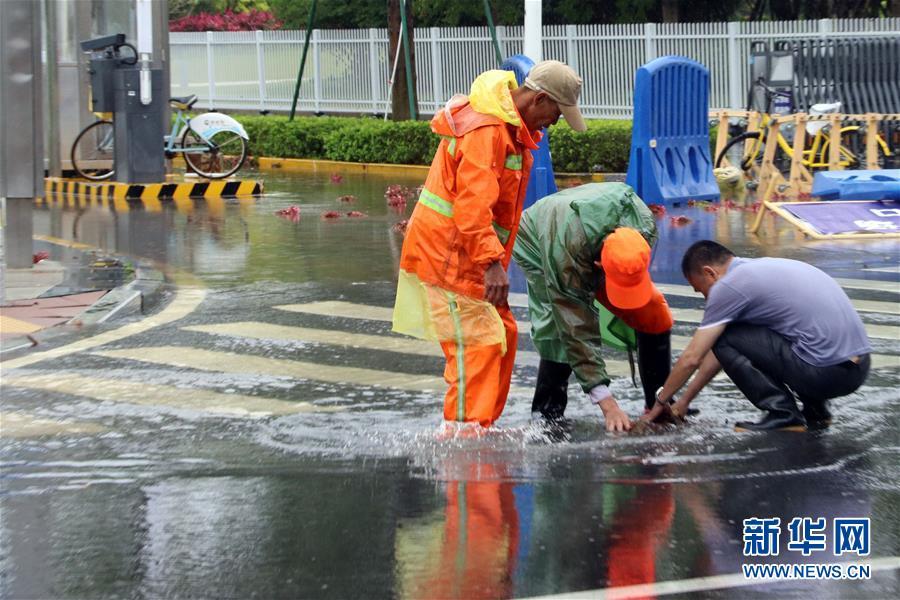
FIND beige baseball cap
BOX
[524,60,586,131]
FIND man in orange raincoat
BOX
[392,61,586,427]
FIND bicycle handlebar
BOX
[753,77,792,99]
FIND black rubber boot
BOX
[734,412,807,432]
[801,399,832,429]
[531,359,572,421]
[637,331,672,411]
[714,333,806,432]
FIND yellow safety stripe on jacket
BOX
[418,187,512,245]
[491,222,511,245]
[418,187,454,217]
[441,135,458,158]
[504,154,523,170]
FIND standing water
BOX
[2,169,898,598]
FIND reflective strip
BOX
[492,222,511,245]
[420,188,511,245]
[418,188,454,218]
[447,292,466,422]
[456,481,468,574]
[504,154,522,170]
[442,135,457,158]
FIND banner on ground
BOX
[782,201,900,235]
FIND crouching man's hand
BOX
[640,391,685,425]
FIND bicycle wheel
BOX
[820,130,865,170]
[715,131,762,171]
[180,127,247,179]
[71,120,115,180]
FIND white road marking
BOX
[1,285,207,371]
[4,373,337,417]
[277,300,898,342]
[524,556,900,600]
[90,345,535,396]
[834,277,900,293]
[0,411,107,438]
[182,321,635,377]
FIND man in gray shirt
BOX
[645,240,871,431]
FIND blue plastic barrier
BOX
[812,169,900,201]
[500,54,558,210]
[625,56,719,206]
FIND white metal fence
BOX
[170,18,900,120]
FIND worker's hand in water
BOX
[598,397,632,432]
[641,400,684,425]
[483,261,509,306]
[670,399,690,422]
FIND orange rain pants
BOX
[396,73,539,427]
[411,464,520,600]
[607,483,675,593]
[440,304,518,427]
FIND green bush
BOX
[236,115,357,159]
[232,114,719,173]
[547,120,633,173]
[323,120,440,165]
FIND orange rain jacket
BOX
[400,72,541,300]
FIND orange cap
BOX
[600,227,653,310]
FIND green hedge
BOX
[547,120,633,173]
[234,114,717,173]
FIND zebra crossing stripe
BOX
[275,299,898,342]
[1,286,207,371]
[0,411,106,438]
[90,345,542,395]
[514,284,899,315]
[273,302,898,368]
[181,321,635,377]
[834,278,900,293]
[274,301,534,334]
[4,373,337,417]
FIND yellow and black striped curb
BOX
[35,192,257,215]
[256,156,606,183]
[44,177,263,201]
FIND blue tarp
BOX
[812,169,900,201]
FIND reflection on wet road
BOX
[2,170,899,598]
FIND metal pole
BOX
[523,0,542,63]
[45,0,61,177]
[256,30,267,113]
[398,0,417,120]
[483,0,503,65]
[0,0,42,269]
[289,0,318,121]
[727,21,742,110]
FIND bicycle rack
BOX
[749,112,900,233]
[709,109,900,233]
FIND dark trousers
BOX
[712,323,870,417]
[531,331,671,418]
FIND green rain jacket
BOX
[512,182,657,392]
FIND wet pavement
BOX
[1,170,899,599]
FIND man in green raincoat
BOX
[512,182,674,432]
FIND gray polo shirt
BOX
[699,257,871,366]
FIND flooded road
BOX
[2,170,899,598]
